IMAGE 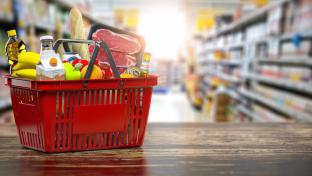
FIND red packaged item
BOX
[89,44,136,67]
[92,29,141,54]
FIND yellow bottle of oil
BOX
[141,52,151,77]
[5,30,26,66]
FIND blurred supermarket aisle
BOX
[149,87,206,122]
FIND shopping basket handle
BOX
[53,39,94,52]
[85,41,120,79]
[53,39,121,88]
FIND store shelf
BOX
[217,0,289,36]
[222,88,240,100]
[227,42,244,50]
[205,59,242,66]
[237,105,262,121]
[216,72,241,83]
[240,88,312,122]
[207,70,241,83]
[0,57,9,70]
[48,0,104,25]
[244,74,312,95]
[0,15,13,24]
[279,31,312,41]
[0,98,11,112]
[256,57,312,66]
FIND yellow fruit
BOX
[11,71,18,77]
[80,65,103,79]
[12,62,36,71]
[14,69,36,80]
[8,60,14,66]
[18,52,40,65]
[120,73,134,78]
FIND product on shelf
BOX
[281,41,312,57]
[267,39,279,58]
[246,22,267,41]
[252,104,289,122]
[267,5,284,35]
[253,84,312,115]
[291,0,312,32]
[259,65,312,82]
[36,36,65,81]
[0,0,13,21]
[211,92,232,122]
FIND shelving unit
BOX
[244,74,312,95]
[240,89,312,122]
[47,0,104,25]
[236,105,262,122]
[0,98,11,112]
[256,57,312,66]
[196,0,312,122]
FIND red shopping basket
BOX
[5,75,156,153]
[4,32,157,153]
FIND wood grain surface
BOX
[0,123,311,176]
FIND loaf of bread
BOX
[69,7,90,60]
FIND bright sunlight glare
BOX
[139,9,186,60]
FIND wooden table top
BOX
[0,123,311,176]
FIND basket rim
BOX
[4,75,157,91]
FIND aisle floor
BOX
[148,89,208,122]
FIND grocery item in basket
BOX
[62,52,81,63]
[12,52,40,72]
[89,44,136,67]
[92,29,141,54]
[123,66,141,77]
[69,7,90,60]
[5,30,27,66]
[140,52,151,77]
[12,62,35,71]
[120,73,135,78]
[12,69,36,80]
[64,63,81,80]
[11,52,40,79]
[72,59,89,71]
[98,62,113,79]
[81,64,103,80]
[36,36,65,81]
[17,52,40,66]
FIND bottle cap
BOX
[49,58,58,67]
[40,35,53,41]
[7,30,17,37]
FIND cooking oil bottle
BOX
[141,52,151,77]
[5,30,26,66]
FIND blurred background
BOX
[0,0,311,124]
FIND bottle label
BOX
[6,42,20,62]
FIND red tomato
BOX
[102,70,106,78]
[104,66,113,78]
